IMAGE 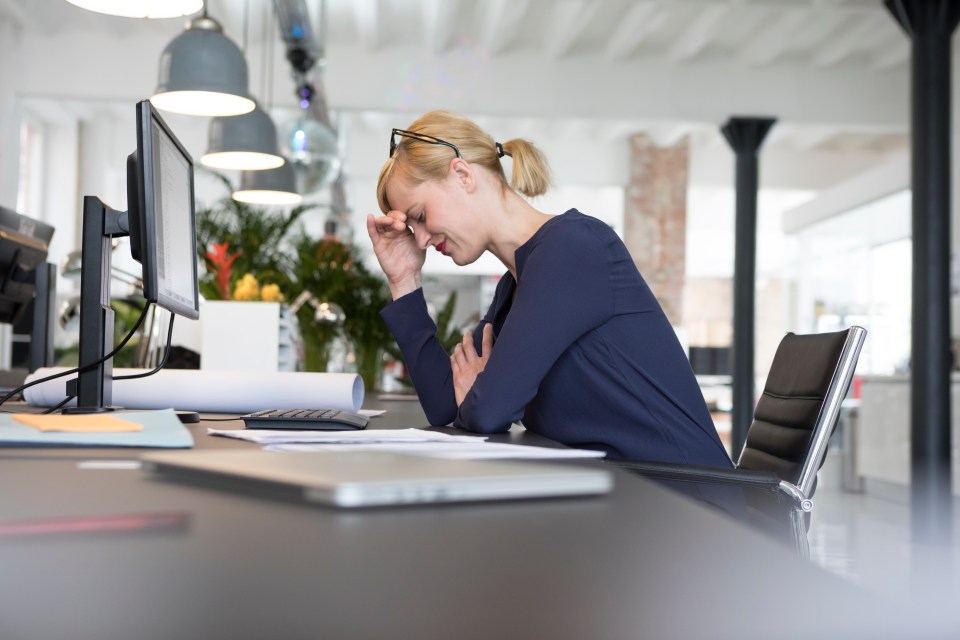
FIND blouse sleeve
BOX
[380,288,457,425]
[380,287,499,426]
[455,220,616,433]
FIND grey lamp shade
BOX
[202,103,285,170]
[65,0,202,18]
[151,16,255,117]
[233,163,303,206]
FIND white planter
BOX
[200,301,297,372]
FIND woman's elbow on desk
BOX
[453,410,513,435]
[423,405,458,427]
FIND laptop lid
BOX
[141,450,613,508]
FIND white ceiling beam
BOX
[788,125,843,152]
[812,15,889,67]
[649,123,695,148]
[545,1,601,59]
[872,43,909,70]
[480,0,529,56]
[788,8,850,50]
[738,10,807,66]
[422,0,461,54]
[668,4,729,63]
[605,2,661,61]
[0,0,31,28]
[352,0,381,51]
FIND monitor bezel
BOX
[134,100,200,320]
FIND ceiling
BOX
[1,0,914,157]
[1,0,910,69]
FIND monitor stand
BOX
[63,196,129,414]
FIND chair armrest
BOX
[608,460,782,489]
[609,460,813,511]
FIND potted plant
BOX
[195,172,312,302]
[288,231,394,391]
[196,172,397,391]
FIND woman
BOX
[366,110,730,468]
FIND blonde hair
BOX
[376,110,551,213]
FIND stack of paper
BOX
[208,428,486,445]
[208,428,606,460]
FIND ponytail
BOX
[501,138,551,198]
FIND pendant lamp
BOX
[151,15,255,117]
[233,164,303,206]
[202,103,285,170]
[65,0,202,18]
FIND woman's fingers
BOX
[460,331,478,364]
[481,323,494,355]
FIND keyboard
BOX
[242,409,369,431]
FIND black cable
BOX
[0,303,151,409]
[113,313,175,381]
[42,395,76,414]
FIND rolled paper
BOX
[23,368,364,414]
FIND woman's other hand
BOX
[366,211,426,299]
[451,323,494,406]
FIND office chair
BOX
[613,326,866,558]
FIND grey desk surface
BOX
[0,399,945,639]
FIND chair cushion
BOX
[738,330,849,486]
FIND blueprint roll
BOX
[23,368,365,414]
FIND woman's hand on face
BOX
[451,323,495,406]
[366,211,425,299]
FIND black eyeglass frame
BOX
[390,128,462,159]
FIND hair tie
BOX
[496,142,505,158]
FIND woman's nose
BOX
[413,225,432,250]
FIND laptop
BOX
[140,450,613,508]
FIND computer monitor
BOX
[0,207,56,382]
[0,206,55,325]
[70,100,199,412]
[128,101,200,319]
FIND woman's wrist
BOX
[389,273,421,300]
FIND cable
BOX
[42,395,76,414]
[113,312,175,381]
[0,303,151,409]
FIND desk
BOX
[0,400,939,639]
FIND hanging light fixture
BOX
[233,164,303,206]
[201,1,284,171]
[279,99,341,194]
[151,14,255,117]
[274,0,341,195]
[202,102,285,170]
[65,0,202,18]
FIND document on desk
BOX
[207,427,488,445]
[0,409,193,448]
[264,442,607,460]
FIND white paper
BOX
[208,427,488,445]
[23,368,364,414]
[264,441,608,460]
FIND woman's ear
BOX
[449,158,476,193]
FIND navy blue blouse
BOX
[380,209,731,466]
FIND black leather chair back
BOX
[737,329,852,494]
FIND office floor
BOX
[807,476,960,621]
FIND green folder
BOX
[0,409,194,448]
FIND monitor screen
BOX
[129,100,199,320]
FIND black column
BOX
[721,117,776,460]
[885,0,960,545]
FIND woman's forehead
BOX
[386,177,430,210]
